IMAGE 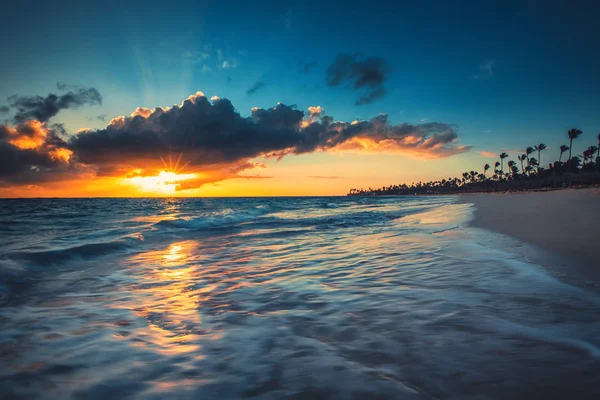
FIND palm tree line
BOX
[347,129,600,196]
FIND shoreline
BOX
[458,188,600,291]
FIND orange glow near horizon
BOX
[0,145,481,198]
[123,171,199,195]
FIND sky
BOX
[1,0,599,197]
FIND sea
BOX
[1,196,599,399]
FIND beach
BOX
[459,188,600,287]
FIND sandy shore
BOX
[459,188,600,287]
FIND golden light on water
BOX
[121,241,206,356]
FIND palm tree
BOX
[584,146,599,167]
[525,147,534,175]
[525,146,534,162]
[517,154,526,175]
[499,152,508,179]
[483,163,490,178]
[507,160,517,178]
[529,157,538,173]
[470,171,478,184]
[494,161,500,181]
[535,143,546,173]
[567,128,582,165]
[559,145,569,162]
[597,133,600,163]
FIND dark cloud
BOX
[1,91,470,188]
[0,121,88,185]
[326,53,390,105]
[246,81,266,95]
[7,86,102,123]
[69,93,303,170]
[0,106,9,113]
[70,92,468,171]
[97,114,107,121]
[302,61,317,74]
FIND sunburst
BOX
[123,151,199,195]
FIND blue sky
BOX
[1,0,600,195]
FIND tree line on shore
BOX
[347,130,600,196]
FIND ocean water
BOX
[1,196,599,399]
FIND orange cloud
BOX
[332,137,470,159]
[5,120,48,150]
[49,148,73,163]
[130,107,153,118]
[109,116,126,127]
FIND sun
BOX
[124,170,197,195]
[120,152,200,195]
[123,171,197,195]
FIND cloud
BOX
[217,49,239,70]
[1,91,470,189]
[479,151,497,158]
[182,50,210,65]
[97,114,107,121]
[0,106,10,113]
[473,59,495,80]
[69,96,468,170]
[6,85,102,123]
[247,82,266,95]
[0,120,89,184]
[130,107,153,118]
[301,61,317,74]
[308,106,323,115]
[326,54,390,105]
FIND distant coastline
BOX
[348,130,600,196]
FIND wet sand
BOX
[459,188,600,287]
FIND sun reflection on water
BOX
[120,241,209,356]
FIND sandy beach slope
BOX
[459,188,600,285]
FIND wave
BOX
[154,205,272,230]
[6,236,143,266]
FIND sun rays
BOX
[122,151,199,195]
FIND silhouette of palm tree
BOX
[499,152,508,179]
[583,147,595,166]
[535,143,546,173]
[494,161,500,181]
[525,147,534,175]
[597,133,600,163]
[525,146,534,160]
[567,128,582,165]
[346,128,600,196]
[507,160,517,178]
[559,145,569,162]
[528,158,538,176]
[517,154,526,175]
